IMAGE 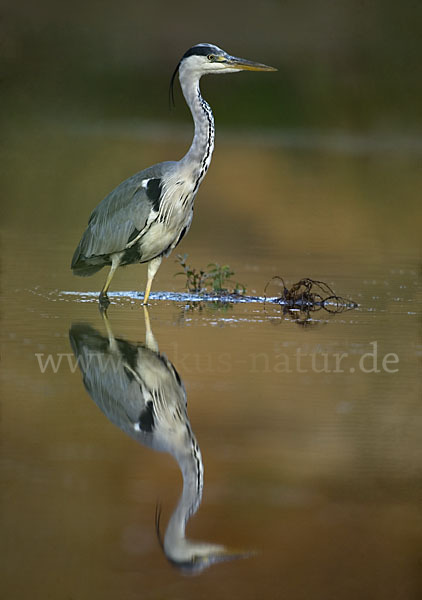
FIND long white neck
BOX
[162,435,243,572]
[178,66,215,193]
[163,435,204,554]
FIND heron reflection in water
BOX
[69,308,248,573]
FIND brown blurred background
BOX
[1,3,421,600]
[2,0,422,132]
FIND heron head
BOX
[170,43,276,105]
[167,543,255,576]
[180,43,276,74]
[155,503,254,575]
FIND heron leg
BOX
[99,255,121,307]
[100,307,119,353]
[142,256,162,305]
[143,306,159,352]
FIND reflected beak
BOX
[224,55,277,72]
[207,548,258,565]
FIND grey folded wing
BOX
[69,323,150,432]
[71,162,173,268]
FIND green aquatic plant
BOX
[175,254,247,295]
[174,254,208,293]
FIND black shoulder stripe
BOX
[171,363,182,387]
[123,366,135,382]
[138,400,154,432]
[118,341,138,372]
[174,225,188,248]
[127,228,140,244]
[146,178,162,212]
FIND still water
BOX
[2,122,421,599]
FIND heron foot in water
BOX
[99,291,110,309]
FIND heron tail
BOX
[71,262,105,277]
[71,245,107,277]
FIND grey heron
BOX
[71,43,276,306]
[69,309,249,572]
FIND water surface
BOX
[2,123,421,599]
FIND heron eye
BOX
[207,54,215,61]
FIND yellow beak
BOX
[224,56,277,72]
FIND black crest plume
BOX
[169,61,180,109]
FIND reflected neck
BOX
[163,437,204,552]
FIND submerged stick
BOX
[264,276,357,323]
